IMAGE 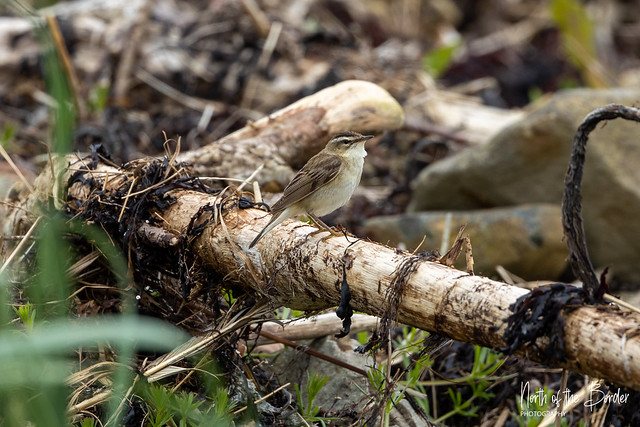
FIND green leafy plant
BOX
[172,390,205,426]
[144,383,175,427]
[295,372,330,418]
[357,330,369,345]
[140,381,234,427]
[397,344,507,424]
[276,306,304,320]
[209,385,235,422]
[422,39,461,79]
[12,302,36,332]
[550,0,609,87]
[355,328,434,425]
[77,417,99,427]
[364,355,409,427]
[0,123,16,147]
[512,384,577,427]
[514,385,555,427]
[432,346,502,424]
[0,10,191,427]
[87,82,110,114]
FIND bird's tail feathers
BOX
[249,213,281,248]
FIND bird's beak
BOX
[359,135,374,142]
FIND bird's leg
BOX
[307,213,333,232]
[307,213,348,242]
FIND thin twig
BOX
[0,216,41,275]
[171,355,211,393]
[411,234,427,255]
[126,171,181,198]
[162,133,181,180]
[135,68,227,113]
[381,330,393,427]
[604,293,640,315]
[240,0,270,38]
[259,330,367,376]
[539,379,603,427]
[197,104,215,133]
[117,177,136,223]
[68,391,112,415]
[0,143,33,192]
[113,1,151,107]
[439,212,452,255]
[253,180,263,203]
[555,369,568,427]
[103,375,139,427]
[45,14,85,120]
[403,115,470,145]
[236,163,264,193]
[216,196,263,284]
[241,21,282,108]
[233,382,291,414]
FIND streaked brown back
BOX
[270,153,342,213]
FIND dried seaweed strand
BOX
[562,104,640,298]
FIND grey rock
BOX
[272,335,427,425]
[407,88,640,284]
[273,336,370,417]
[364,204,567,280]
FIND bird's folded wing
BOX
[270,154,342,212]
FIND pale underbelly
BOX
[311,170,361,216]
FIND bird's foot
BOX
[303,213,352,243]
[307,224,349,243]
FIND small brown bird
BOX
[249,131,373,248]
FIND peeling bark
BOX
[168,197,640,389]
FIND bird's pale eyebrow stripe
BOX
[333,135,357,144]
[332,131,359,141]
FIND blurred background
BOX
[3,0,640,292]
[2,1,640,424]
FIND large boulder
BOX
[407,88,640,285]
[364,204,567,280]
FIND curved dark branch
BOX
[562,104,640,297]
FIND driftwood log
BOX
[177,80,405,189]
[5,82,640,391]
[7,153,640,390]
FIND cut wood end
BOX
[319,80,405,134]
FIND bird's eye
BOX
[342,139,350,145]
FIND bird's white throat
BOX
[349,142,367,158]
